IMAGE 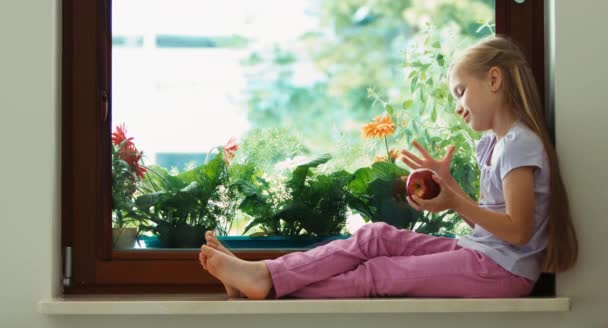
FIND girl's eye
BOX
[459,89,466,97]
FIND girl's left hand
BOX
[406,174,460,213]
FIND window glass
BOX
[111,0,495,250]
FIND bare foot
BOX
[204,231,236,257]
[199,231,240,298]
[200,245,272,300]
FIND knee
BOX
[356,221,393,237]
[359,221,389,231]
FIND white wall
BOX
[1,0,607,327]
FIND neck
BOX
[491,105,518,140]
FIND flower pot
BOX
[139,234,348,250]
[217,235,349,250]
[112,227,138,249]
[155,222,207,248]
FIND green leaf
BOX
[402,99,414,110]
[369,161,408,182]
[346,195,374,221]
[273,202,317,232]
[410,76,418,93]
[408,70,417,80]
[234,179,256,195]
[385,104,394,115]
[287,154,331,199]
[349,167,372,195]
[298,154,332,169]
[242,218,264,235]
[436,54,445,67]
[135,191,165,211]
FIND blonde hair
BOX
[450,36,578,273]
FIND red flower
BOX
[223,136,239,165]
[112,124,134,148]
[112,124,147,179]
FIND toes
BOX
[205,231,215,240]
[198,252,207,270]
[200,245,216,257]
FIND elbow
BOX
[512,232,532,247]
[509,215,533,246]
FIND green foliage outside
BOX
[111,0,495,245]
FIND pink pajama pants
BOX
[263,222,533,298]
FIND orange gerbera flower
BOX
[362,115,395,139]
[389,148,399,159]
[373,155,388,163]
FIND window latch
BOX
[101,90,109,122]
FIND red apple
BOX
[406,168,440,200]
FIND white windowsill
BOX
[38,294,570,315]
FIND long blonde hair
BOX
[451,36,578,273]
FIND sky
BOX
[111,0,319,164]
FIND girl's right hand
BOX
[400,140,455,180]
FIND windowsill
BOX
[38,295,570,315]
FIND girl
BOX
[198,36,578,299]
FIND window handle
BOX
[101,90,109,122]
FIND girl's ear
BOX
[488,66,503,92]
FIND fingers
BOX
[444,145,456,162]
[412,140,432,160]
[407,196,423,211]
[400,156,420,170]
[400,149,423,165]
[432,174,444,186]
[411,195,427,206]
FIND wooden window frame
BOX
[61,0,553,295]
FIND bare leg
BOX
[200,245,273,300]
[200,231,240,298]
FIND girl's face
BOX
[449,66,500,132]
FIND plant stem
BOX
[203,146,220,165]
[116,211,123,228]
[384,136,390,161]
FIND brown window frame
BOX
[61,0,553,295]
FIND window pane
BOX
[111,0,494,250]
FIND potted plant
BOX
[135,145,237,248]
[135,154,226,248]
[230,154,351,248]
[111,124,147,249]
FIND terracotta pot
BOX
[112,227,138,249]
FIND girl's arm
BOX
[444,175,476,228]
[409,166,536,246]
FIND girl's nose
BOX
[455,104,464,115]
